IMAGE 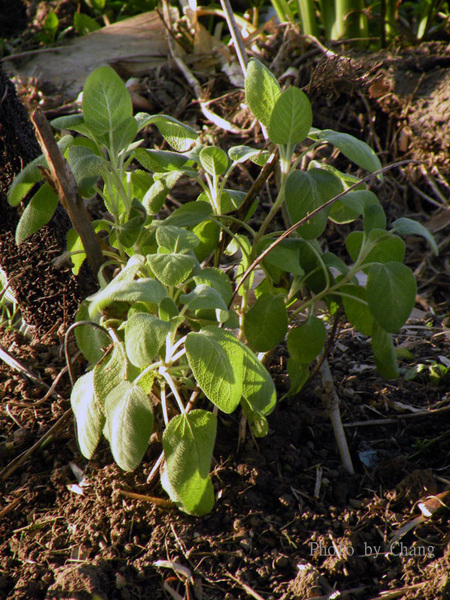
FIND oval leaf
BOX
[287,316,326,364]
[82,65,132,135]
[371,321,399,379]
[88,277,167,317]
[15,183,59,244]
[147,253,195,286]
[316,129,382,172]
[71,371,104,459]
[391,217,439,256]
[199,146,229,177]
[268,87,313,146]
[125,313,171,368]
[367,262,416,333]
[186,328,244,414]
[244,293,288,352]
[105,381,153,471]
[161,410,217,515]
[245,58,281,127]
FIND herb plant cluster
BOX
[8,60,436,515]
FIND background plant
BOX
[269,0,449,45]
[8,60,436,515]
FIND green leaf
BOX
[147,253,195,286]
[125,313,171,368]
[192,220,220,262]
[117,198,147,247]
[329,190,379,224]
[258,239,304,276]
[135,113,198,151]
[314,129,382,172]
[241,344,276,416]
[180,284,228,313]
[268,87,313,146]
[93,342,128,409]
[70,371,104,459]
[193,267,233,305]
[345,230,405,264]
[287,358,310,396]
[99,116,138,155]
[371,321,399,379]
[245,58,281,127]
[244,293,288,352]
[199,146,229,177]
[15,183,59,244]
[340,285,373,336]
[74,12,101,35]
[159,296,179,321]
[161,410,216,515]
[164,201,212,228]
[391,217,439,255]
[156,225,199,252]
[105,382,153,471]
[186,328,244,413]
[74,301,111,364]
[285,168,342,239]
[287,316,326,364]
[142,171,183,214]
[82,65,132,136]
[88,277,167,317]
[134,148,191,173]
[220,189,247,214]
[367,262,416,333]
[363,203,386,234]
[51,114,86,131]
[228,145,266,163]
[67,145,104,196]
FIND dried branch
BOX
[30,109,105,277]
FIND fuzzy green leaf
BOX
[125,313,171,368]
[340,284,373,336]
[186,328,244,414]
[193,267,233,305]
[134,148,191,173]
[105,381,153,471]
[135,113,198,151]
[314,129,382,172]
[82,65,132,135]
[287,316,326,364]
[156,225,199,252]
[147,253,195,286]
[88,277,166,317]
[244,293,288,352]
[93,342,128,409]
[71,371,104,459]
[371,321,399,379]
[180,284,228,313]
[199,146,229,177]
[163,201,212,228]
[245,58,281,127]
[15,183,59,244]
[391,217,439,255]
[268,87,313,146]
[161,410,216,515]
[367,262,416,332]
[74,301,111,364]
[285,168,342,239]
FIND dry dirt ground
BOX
[1,3,450,600]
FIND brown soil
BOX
[1,5,450,600]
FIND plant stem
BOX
[319,359,354,474]
[219,0,248,77]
